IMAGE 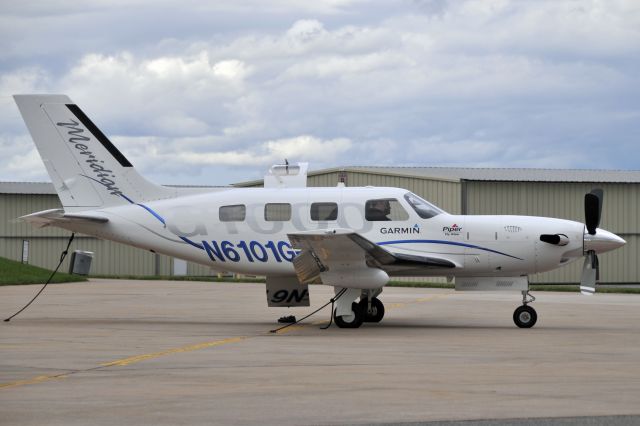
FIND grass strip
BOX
[0,257,87,286]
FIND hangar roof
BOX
[0,182,57,194]
[313,166,640,183]
[3,166,640,194]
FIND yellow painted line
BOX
[2,292,450,390]
[0,374,67,390]
[416,294,447,303]
[2,336,248,390]
[101,336,247,367]
[273,325,308,334]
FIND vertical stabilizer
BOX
[14,95,177,212]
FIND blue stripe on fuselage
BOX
[377,239,523,260]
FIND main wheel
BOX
[358,297,385,322]
[513,305,537,328]
[334,302,364,328]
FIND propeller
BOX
[584,189,603,235]
[581,189,603,295]
[580,251,598,295]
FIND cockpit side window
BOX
[403,192,445,219]
[365,199,409,221]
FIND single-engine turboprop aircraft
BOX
[14,95,626,328]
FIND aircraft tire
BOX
[359,297,385,322]
[334,302,364,328]
[513,305,537,328]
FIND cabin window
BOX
[264,203,292,221]
[219,204,246,222]
[365,199,409,221]
[310,202,338,221]
[404,192,445,219]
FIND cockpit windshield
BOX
[403,192,446,219]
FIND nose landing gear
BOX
[513,290,537,328]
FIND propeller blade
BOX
[584,189,603,235]
[580,251,598,295]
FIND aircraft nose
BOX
[584,228,626,254]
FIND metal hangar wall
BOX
[2,166,638,284]
[0,183,216,277]
[238,166,640,284]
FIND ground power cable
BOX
[4,233,75,322]
[270,288,347,333]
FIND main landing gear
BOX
[333,288,385,328]
[513,290,537,328]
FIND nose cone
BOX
[584,228,626,254]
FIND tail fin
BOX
[14,94,176,212]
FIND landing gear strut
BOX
[513,290,537,328]
[334,302,364,328]
[333,288,364,329]
[358,297,385,322]
[333,288,385,328]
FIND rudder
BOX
[14,95,176,212]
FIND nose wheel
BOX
[513,290,537,328]
[513,305,537,328]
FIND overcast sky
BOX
[1,0,639,185]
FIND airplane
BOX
[13,94,626,329]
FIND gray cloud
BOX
[1,0,639,186]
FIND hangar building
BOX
[1,166,638,284]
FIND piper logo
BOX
[443,224,462,236]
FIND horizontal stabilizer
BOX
[20,209,108,228]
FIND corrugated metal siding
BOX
[187,262,217,276]
[0,236,156,275]
[466,182,639,283]
[307,172,342,188]
[3,178,636,283]
[338,172,462,214]
[1,194,68,237]
[0,193,216,277]
[347,166,640,183]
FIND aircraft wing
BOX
[288,229,456,287]
[20,209,109,228]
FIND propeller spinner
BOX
[580,189,625,295]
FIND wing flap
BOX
[288,229,457,288]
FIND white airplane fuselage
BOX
[57,186,598,278]
[13,94,627,328]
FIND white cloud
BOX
[176,135,352,166]
[286,19,328,41]
[212,59,250,80]
[0,135,49,181]
[1,0,639,185]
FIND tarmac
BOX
[1,279,639,426]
